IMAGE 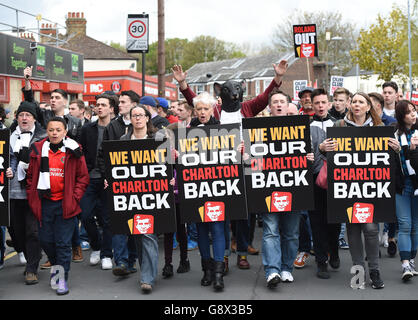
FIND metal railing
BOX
[0,2,67,46]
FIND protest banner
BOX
[293,24,318,58]
[102,138,176,235]
[175,124,247,224]
[0,129,9,226]
[242,115,314,214]
[327,126,396,223]
[330,76,345,96]
[293,80,308,101]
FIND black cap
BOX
[298,87,314,99]
[16,101,37,120]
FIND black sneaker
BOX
[162,263,174,278]
[267,273,281,288]
[370,270,384,289]
[402,266,414,282]
[112,264,130,276]
[387,240,397,257]
[177,260,190,273]
[329,255,340,269]
[317,262,330,279]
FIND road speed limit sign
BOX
[127,14,149,53]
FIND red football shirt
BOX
[48,149,65,201]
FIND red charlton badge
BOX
[133,214,154,234]
[204,202,225,222]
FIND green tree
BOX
[271,10,358,75]
[351,7,418,81]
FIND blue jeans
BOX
[298,211,312,252]
[71,219,81,248]
[262,212,300,279]
[80,179,112,258]
[112,234,138,266]
[39,199,76,280]
[339,223,346,239]
[79,224,89,242]
[396,178,418,261]
[187,223,198,242]
[197,221,225,262]
[224,219,231,257]
[235,219,249,256]
[134,234,158,285]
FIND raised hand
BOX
[171,65,188,89]
[273,60,288,78]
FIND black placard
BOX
[175,124,248,224]
[242,116,314,214]
[293,24,318,58]
[102,139,176,235]
[327,126,396,223]
[0,129,10,227]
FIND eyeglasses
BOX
[131,114,147,119]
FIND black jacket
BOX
[151,115,170,130]
[79,120,101,173]
[96,116,131,177]
[21,87,82,141]
[328,106,347,120]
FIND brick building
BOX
[175,53,326,102]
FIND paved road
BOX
[0,225,417,300]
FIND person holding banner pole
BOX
[393,100,418,281]
[333,92,400,289]
[309,88,340,280]
[118,105,159,293]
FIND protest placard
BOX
[327,126,396,223]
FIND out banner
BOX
[242,116,314,214]
[327,126,396,224]
[293,24,318,58]
[330,76,345,96]
[102,139,176,235]
[175,124,247,224]
[0,129,9,226]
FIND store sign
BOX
[0,33,83,83]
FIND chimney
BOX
[66,12,86,36]
[40,23,57,43]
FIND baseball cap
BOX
[139,96,157,107]
[157,97,169,109]
[298,87,314,99]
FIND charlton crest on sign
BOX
[111,81,121,94]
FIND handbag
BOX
[315,160,328,189]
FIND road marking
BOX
[5,251,17,261]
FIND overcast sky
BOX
[0,0,405,50]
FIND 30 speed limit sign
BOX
[127,14,149,53]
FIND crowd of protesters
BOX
[0,63,417,296]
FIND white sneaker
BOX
[381,232,389,248]
[18,252,27,265]
[90,251,100,265]
[101,257,113,270]
[280,271,294,283]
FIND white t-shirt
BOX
[383,107,395,118]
